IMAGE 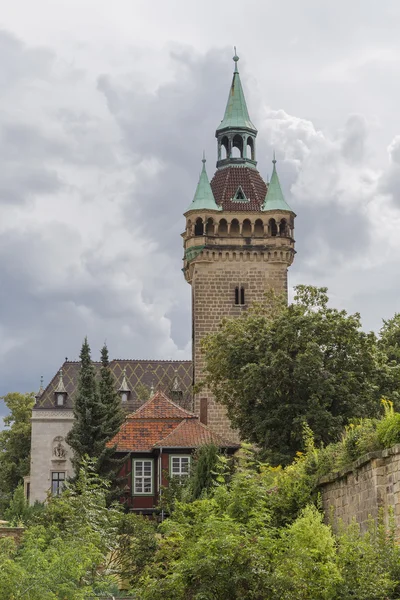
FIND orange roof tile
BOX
[111,419,182,452]
[129,390,197,420]
[154,418,240,449]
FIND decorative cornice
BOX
[32,410,74,422]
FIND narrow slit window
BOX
[235,286,245,305]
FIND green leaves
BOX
[0,392,35,514]
[66,340,125,495]
[203,285,384,464]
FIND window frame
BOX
[235,286,246,306]
[132,459,154,496]
[169,455,191,478]
[51,471,66,496]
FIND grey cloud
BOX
[341,115,367,164]
[0,29,54,89]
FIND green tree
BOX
[97,344,126,494]
[378,313,400,404]
[66,338,102,472]
[202,286,383,464]
[0,392,35,513]
[190,443,221,500]
[66,340,125,484]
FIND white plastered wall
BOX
[29,410,74,504]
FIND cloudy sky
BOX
[2,0,400,426]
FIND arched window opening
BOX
[205,218,215,235]
[194,217,204,236]
[269,218,277,237]
[254,219,264,237]
[235,286,245,305]
[246,137,254,160]
[218,218,228,236]
[220,136,229,160]
[232,134,243,158]
[242,219,252,237]
[230,219,240,235]
[279,219,287,236]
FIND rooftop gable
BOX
[154,417,240,449]
[129,390,197,420]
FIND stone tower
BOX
[182,52,296,438]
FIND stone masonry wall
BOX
[320,444,400,534]
[30,410,74,504]
[192,256,288,440]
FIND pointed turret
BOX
[217,51,256,133]
[263,156,293,212]
[186,156,221,212]
[215,50,258,169]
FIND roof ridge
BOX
[152,418,186,447]
[131,390,197,419]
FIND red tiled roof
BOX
[112,418,181,452]
[154,418,240,449]
[210,166,267,211]
[110,391,239,452]
[129,390,197,420]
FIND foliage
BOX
[377,398,400,448]
[378,313,400,405]
[202,285,384,464]
[335,513,400,599]
[0,392,35,514]
[132,451,400,600]
[190,443,221,500]
[0,459,158,597]
[66,340,126,487]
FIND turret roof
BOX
[262,158,293,212]
[186,156,221,212]
[216,52,256,133]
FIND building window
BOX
[170,456,191,478]
[56,394,65,406]
[235,286,245,305]
[133,459,153,495]
[51,472,65,495]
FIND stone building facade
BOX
[182,52,296,438]
[27,52,296,502]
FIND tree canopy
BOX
[0,392,35,513]
[66,339,125,485]
[202,286,387,464]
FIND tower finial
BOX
[202,150,206,164]
[272,150,276,165]
[233,47,239,73]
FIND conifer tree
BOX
[96,344,126,490]
[66,339,126,494]
[99,344,125,445]
[66,338,104,473]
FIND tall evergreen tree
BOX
[99,344,125,446]
[97,344,126,490]
[66,339,126,493]
[66,338,104,473]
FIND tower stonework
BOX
[183,53,296,439]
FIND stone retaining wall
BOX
[319,444,400,534]
[0,527,25,543]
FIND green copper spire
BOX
[186,155,221,212]
[216,50,257,133]
[262,155,293,212]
